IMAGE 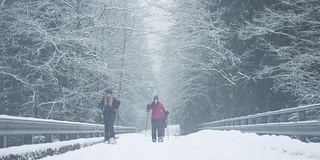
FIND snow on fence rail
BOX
[0,115,135,148]
[199,103,320,142]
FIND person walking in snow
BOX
[98,87,120,144]
[146,96,167,142]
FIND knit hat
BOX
[154,95,158,100]
[103,87,113,94]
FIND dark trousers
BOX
[151,118,165,140]
[103,113,115,141]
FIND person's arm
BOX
[98,99,104,110]
[161,103,166,112]
[114,98,121,110]
[146,103,151,112]
[161,103,169,120]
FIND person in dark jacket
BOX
[146,96,166,142]
[98,87,120,143]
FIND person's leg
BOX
[156,119,164,138]
[109,116,115,139]
[104,124,109,141]
[155,119,159,138]
[151,119,157,141]
[155,119,164,142]
[158,119,165,138]
[104,116,110,141]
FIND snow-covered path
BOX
[41,127,320,160]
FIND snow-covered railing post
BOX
[24,135,34,145]
[248,118,254,124]
[241,119,247,125]
[297,110,307,141]
[267,115,274,123]
[199,103,320,142]
[298,111,306,121]
[45,134,53,143]
[281,113,288,122]
[0,135,7,148]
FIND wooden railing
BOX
[0,115,135,148]
[199,103,320,141]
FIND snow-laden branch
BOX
[239,0,320,103]
[0,71,32,86]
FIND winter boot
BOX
[108,137,117,144]
[152,139,157,142]
[158,137,163,142]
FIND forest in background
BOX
[0,0,156,129]
[160,0,320,134]
[1,0,319,134]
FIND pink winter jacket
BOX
[147,102,166,119]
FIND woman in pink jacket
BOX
[147,96,166,142]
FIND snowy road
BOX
[41,128,320,160]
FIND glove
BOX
[146,104,151,112]
[114,99,121,110]
[164,111,169,119]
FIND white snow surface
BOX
[38,126,320,160]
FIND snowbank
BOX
[0,138,103,160]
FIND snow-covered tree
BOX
[160,0,301,134]
[0,0,154,128]
[159,0,243,134]
[239,0,320,104]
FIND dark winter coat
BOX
[99,98,120,122]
